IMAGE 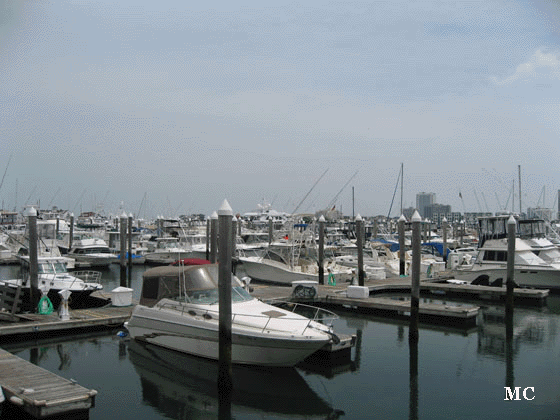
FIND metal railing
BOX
[156,300,338,336]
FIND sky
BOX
[1,0,560,220]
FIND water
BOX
[1,264,559,419]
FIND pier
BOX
[0,347,96,419]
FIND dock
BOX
[0,303,133,340]
[250,273,549,328]
[0,347,96,419]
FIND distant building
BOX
[416,192,435,219]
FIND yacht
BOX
[125,263,342,367]
[1,255,103,310]
[143,237,193,265]
[68,235,117,268]
[451,216,560,290]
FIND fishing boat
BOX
[125,263,342,367]
[68,235,117,268]
[0,255,103,310]
[451,215,560,290]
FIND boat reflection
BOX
[127,340,344,419]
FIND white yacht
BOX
[125,263,342,367]
[451,216,560,290]
[68,235,117,268]
[143,237,193,265]
[1,255,103,309]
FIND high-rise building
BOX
[416,192,435,218]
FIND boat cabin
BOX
[139,264,250,307]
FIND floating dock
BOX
[0,347,96,419]
[0,304,133,340]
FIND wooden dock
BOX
[0,347,96,418]
[250,274,549,328]
[0,304,133,339]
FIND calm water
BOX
[1,264,559,420]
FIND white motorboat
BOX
[125,263,341,367]
[239,250,353,285]
[68,235,117,268]
[452,216,560,290]
[143,237,193,265]
[1,255,103,309]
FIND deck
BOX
[0,347,97,418]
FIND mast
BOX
[400,162,403,215]
[518,165,522,215]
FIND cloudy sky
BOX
[1,0,559,219]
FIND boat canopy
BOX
[139,264,244,307]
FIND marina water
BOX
[1,264,559,420]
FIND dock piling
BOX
[218,200,233,418]
[398,214,406,276]
[356,214,364,286]
[409,210,421,342]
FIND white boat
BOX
[125,263,341,367]
[452,216,560,290]
[68,235,117,268]
[1,255,103,310]
[143,237,193,265]
[239,249,353,285]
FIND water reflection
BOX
[477,305,549,359]
[126,340,344,420]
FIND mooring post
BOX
[318,215,325,285]
[505,215,516,389]
[25,207,39,313]
[356,214,365,286]
[206,217,210,261]
[127,213,133,286]
[442,217,448,264]
[69,213,74,251]
[410,210,421,343]
[119,212,127,287]
[56,216,60,240]
[398,214,406,276]
[268,217,273,246]
[210,211,218,264]
[506,216,516,328]
[217,200,233,419]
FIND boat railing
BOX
[71,271,102,284]
[157,301,338,336]
[266,300,339,327]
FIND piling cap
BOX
[411,210,422,222]
[120,211,128,219]
[318,215,326,223]
[442,217,447,223]
[508,215,516,225]
[218,199,233,216]
[210,211,218,220]
[398,214,407,223]
[355,214,362,222]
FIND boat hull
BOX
[240,257,352,285]
[125,307,330,367]
[453,265,560,291]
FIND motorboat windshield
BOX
[38,261,68,274]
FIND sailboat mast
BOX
[400,163,403,215]
[518,165,522,215]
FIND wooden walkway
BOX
[0,347,96,418]
[0,304,133,339]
